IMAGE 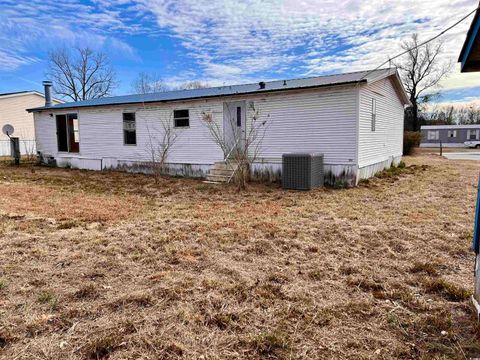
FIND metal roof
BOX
[421,124,480,130]
[28,68,407,112]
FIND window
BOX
[468,129,479,140]
[447,130,457,138]
[427,130,439,140]
[371,98,376,132]
[123,112,136,145]
[56,113,79,153]
[174,109,189,127]
[236,106,242,127]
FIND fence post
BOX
[440,140,443,156]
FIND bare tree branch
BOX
[393,33,452,131]
[131,72,168,94]
[47,47,117,101]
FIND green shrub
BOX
[403,131,422,155]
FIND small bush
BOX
[0,279,7,290]
[37,290,55,305]
[403,132,422,155]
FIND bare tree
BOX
[394,34,451,131]
[136,79,178,182]
[144,112,178,183]
[178,81,210,90]
[47,47,116,101]
[202,102,268,190]
[132,72,167,94]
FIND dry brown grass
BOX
[0,156,479,359]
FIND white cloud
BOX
[0,0,140,71]
[2,0,480,102]
[135,0,479,90]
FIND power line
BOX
[359,5,480,82]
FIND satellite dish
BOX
[2,124,14,136]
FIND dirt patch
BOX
[0,157,479,359]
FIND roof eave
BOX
[27,80,369,113]
[458,5,480,72]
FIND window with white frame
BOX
[447,130,457,138]
[371,98,376,132]
[427,131,439,140]
[468,129,479,140]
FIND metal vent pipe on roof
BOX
[42,81,53,107]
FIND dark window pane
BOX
[236,106,241,127]
[124,130,136,145]
[175,118,189,127]
[174,109,189,119]
[56,115,68,152]
[123,113,136,144]
[123,112,135,121]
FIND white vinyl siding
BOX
[35,87,358,167]
[248,87,357,165]
[35,101,224,166]
[358,77,404,168]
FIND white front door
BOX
[223,101,246,158]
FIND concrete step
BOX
[213,162,239,171]
[209,168,235,177]
[206,174,231,183]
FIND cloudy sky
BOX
[1,0,479,105]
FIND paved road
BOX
[443,152,480,160]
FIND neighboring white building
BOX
[0,91,62,156]
[28,68,409,185]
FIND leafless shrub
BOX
[144,112,178,183]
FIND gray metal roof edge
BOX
[28,79,369,113]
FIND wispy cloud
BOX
[1,0,479,102]
[135,0,478,90]
[0,0,141,71]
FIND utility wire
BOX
[358,5,480,82]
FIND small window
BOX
[236,106,242,127]
[447,130,456,138]
[427,130,439,140]
[468,129,479,140]
[371,98,376,132]
[123,112,136,145]
[174,109,189,127]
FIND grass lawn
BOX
[0,155,479,359]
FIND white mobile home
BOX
[28,68,409,186]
